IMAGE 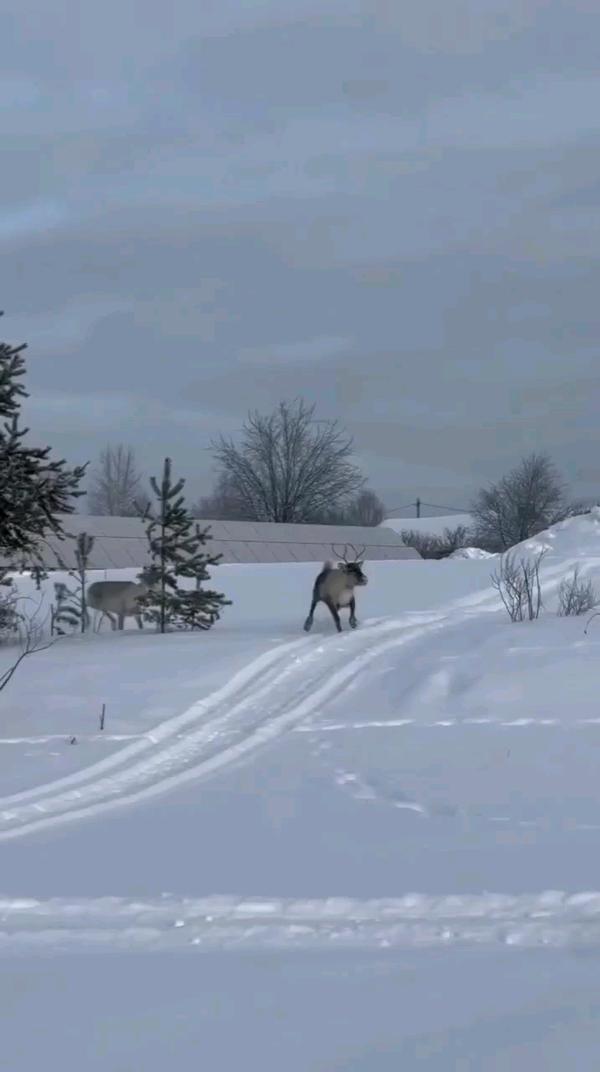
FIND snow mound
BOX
[447,547,495,560]
[516,510,600,561]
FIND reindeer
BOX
[86,579,149,631]
[303,545,368,634]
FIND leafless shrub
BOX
[557,567,598,617]
[439,524,471,556]
[0,605,54,695]
[491,550,546,622]
[401,525,471,560]
[401,530,440,559]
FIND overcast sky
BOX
[2,0,599,513]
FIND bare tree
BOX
[471,453,565,552]
[87,444,146,516]
[194,473,253,521]
[311,488,386,527]
[342,489,385,527]
[212,400,365,523]
[491,550,546,622]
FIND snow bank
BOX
[3,510,600,1072]
[520,508,600,560]
[447,547,495,560]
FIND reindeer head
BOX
[332,544,368,586]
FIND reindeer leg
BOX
[118,611,125,631]
[303,596,318,632]
[324,597,342,634]
[135,612,144,630]
[349,596,358,629]
[105,611,117,631]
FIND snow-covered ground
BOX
[448,544,495,559]
[3,515,600,1069]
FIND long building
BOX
[10,515,420,570]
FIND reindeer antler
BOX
[332,543,349,563]
[347,543,366,560]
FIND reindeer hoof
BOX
[350,618,358,629]
[303,619,312,632]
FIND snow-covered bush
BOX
[557,567,598,617]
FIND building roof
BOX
[11,515,421,570]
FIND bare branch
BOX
[0,615,55,694]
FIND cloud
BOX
[7,299,132,354]
[0,201,67,242]
[238,336,352,364]
[0,76,40,108]
[366,0,547,53]
[3,0,600,506]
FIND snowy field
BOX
[2,515,600,1069]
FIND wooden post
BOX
[100,703,106,732]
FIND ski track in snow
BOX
[2,891,600,952]
[295,717,600,732]
[5,575,597,954]
[0,612,451,841]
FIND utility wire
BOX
[385,499,470,517]
[420,501,470,514]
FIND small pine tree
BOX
[0,312,86,560]
[52,532,95,634]
[74,532,94,633]
[138,458,230,633]
[0,570,20,642]
[51,581,81,636]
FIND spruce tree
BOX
[0,312,86,559]
[52,532,95,634]
[138,457,230,633]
